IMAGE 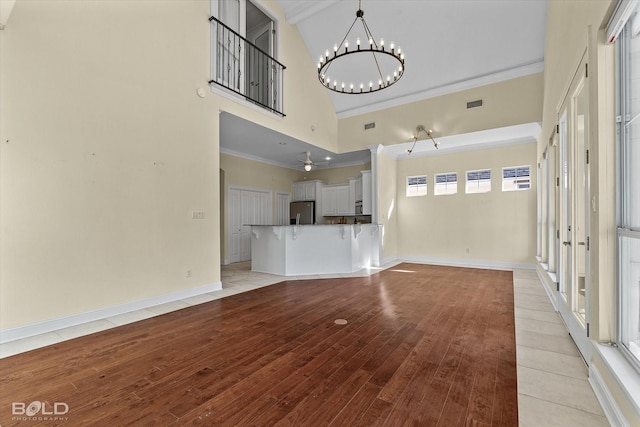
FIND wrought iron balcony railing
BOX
[209,16,286,117]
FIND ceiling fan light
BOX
[304,164,312,171]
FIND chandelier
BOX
[317,0,405,94]
[406,125,440,154]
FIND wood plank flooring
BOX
[0,263,518,426]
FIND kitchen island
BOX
[250,224,381,276]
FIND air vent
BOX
[364,122,376,130]
[466,99,483,109]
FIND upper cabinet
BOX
[293,180,324,201]
[322,185,351,216]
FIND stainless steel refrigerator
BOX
[289,201,315,225]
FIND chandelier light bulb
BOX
[317,2,405,94]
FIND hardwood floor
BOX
[0,263,517,426]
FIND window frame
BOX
[406,175,428,197]
[434,172,458,196]
[465,169,492,194]
[615,7,640,371]
[502,165,531,192]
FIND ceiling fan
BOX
[299,151,329,171]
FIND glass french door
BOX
[556,51,591,362]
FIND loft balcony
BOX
[209,16,286,117]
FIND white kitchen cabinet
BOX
[322,184,350,216]
[336,185,350,214]
[361,170,372,215]
[322,186,337,215]
[293,180,324,201]
[355,177,363,202]
[347,178,357,215]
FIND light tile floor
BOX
[513,269,609,426]
[0,264,609,426]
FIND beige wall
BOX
[0,0,339,330]
[338,73,543,152]
[395,143,537,265]
[302,162,371,185]
[376,150,398,262]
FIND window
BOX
[465,169,491,194]
[434,173,458,195]
[406,175,427,197]
[615,1,640,367]
[502,166,531,191]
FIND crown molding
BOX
[336,60,544,119]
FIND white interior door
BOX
[275,192,290,225]
[228,187,272,263]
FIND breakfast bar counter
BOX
[250,224,381,276]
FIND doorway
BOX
[228,187,272,263]
[556,51,591,362]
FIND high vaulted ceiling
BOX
[277,0,548,118]
[221,0,547,171]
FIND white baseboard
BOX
[398,255,535,271]
[535,264,558,311]
[589,355,630,427]
[0,282,222,344]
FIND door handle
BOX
[578,241,586,246]
[563,241,572,246]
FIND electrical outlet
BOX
[185,269,192,278]
[191,210,205,220]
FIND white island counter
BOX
[250,224,381,276]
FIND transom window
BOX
[466,169,491,194]
[434,173,458,195]
[502,166,531,191]
[406,175,427,197]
